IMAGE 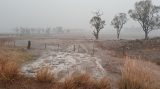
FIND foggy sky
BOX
[0,0,160,33]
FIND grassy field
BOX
[0,47,160,89]
[0,37,160,89]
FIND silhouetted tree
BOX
[128,0,160,40]
[31,28,35,34]
[14,27,20,35]
[90,11,105,40]
[46,27,51,35]
[111,13,127,39]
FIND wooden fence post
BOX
[73,45,76,52]
[45,43,47,49]
[122,46,126,57]
[27,40,31,49]
[78,45,80,52]
[13,41,15,47]
[7,41,9,47]
[58,44,59,52]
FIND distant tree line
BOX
[90,0,160,40]
[14,27,70,35]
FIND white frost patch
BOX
[21,47,106,80]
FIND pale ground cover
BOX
[21,45,106,80]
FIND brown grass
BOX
[0,58,19,81]
[0,47,33,64]
[118,58,159,89]
[61,73,111,89]
[93,78,111,89]
[63,73,93,89]
[1,47,160,89]
[0,47,31,83]
[36,67,54,83]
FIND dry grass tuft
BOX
[0,47,30,82]
[62,73,111,89]
[36,67,54,83]
[63,73,92,89]
[0,47,38,89]
[0,59,19,81]
[118,58,157,89]
[94,78,111,89]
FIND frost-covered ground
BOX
[21,45,106,80]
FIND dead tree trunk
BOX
[144,31,149,40]
[92,40,95,56]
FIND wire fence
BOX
[0,39,91,54]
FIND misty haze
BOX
[0,0,160,89]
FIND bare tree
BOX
[14,27,20,36]
[128,0,160,40]
[111,13,127,39]
[90,11,105,40]
[46,27,51,35]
